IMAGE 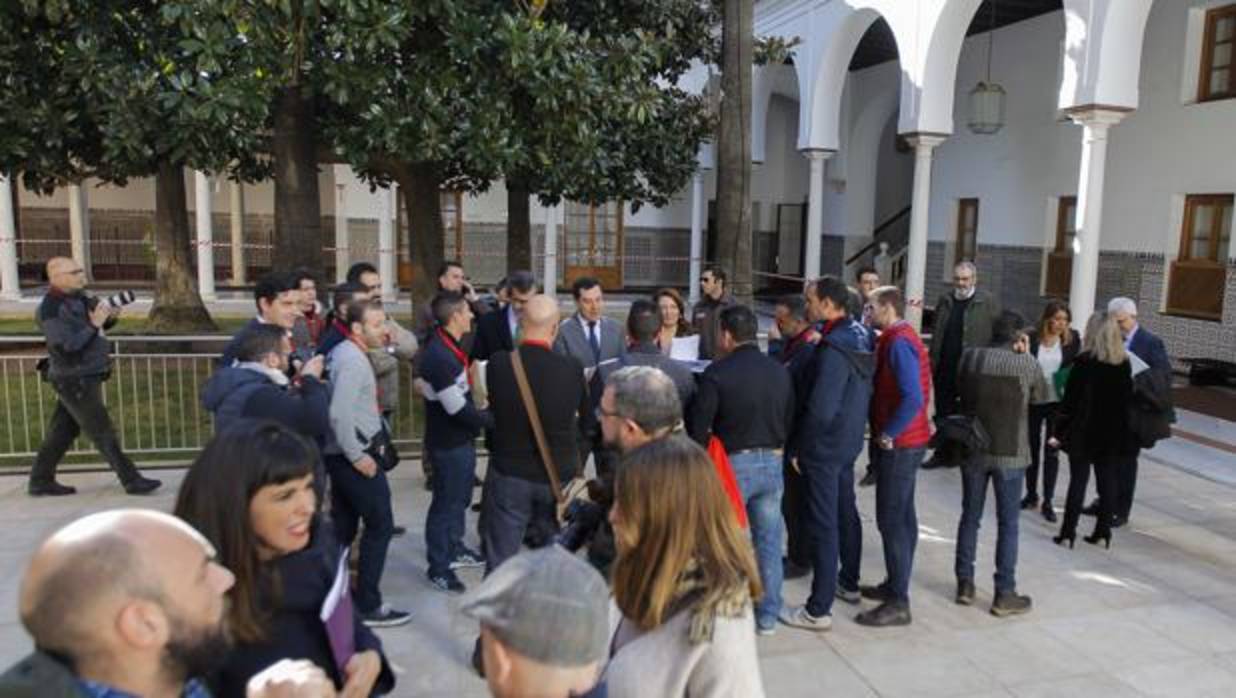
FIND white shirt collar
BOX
[236,361,289,386]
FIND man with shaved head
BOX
[29,258,160,497]
[479,294,593,573]
[1,509,234,697]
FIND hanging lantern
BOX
[968,81,1006,135]
[967,0,1006,135]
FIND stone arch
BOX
[912,0,986,135]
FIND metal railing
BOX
[0,336,424,463]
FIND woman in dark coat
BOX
[1022,300,1082,522]
[1052,312,1137,549]
[174,421,396,697]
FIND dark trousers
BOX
[425,443,477,577]
[480,471,557,576]
[1115,452,1139,520]
[933,365,960,418]
[1060,455,1120,538]
[782,454,811,569]
[326,454,394,613]
[31,376,140,486]
[955,467,1023,593]
[803,457,862,618]
[874,447,924,603]
[1025,403,1061,503]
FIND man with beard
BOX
[1,509,237,697]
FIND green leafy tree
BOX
[0,0,270,331]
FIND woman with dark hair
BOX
[1021,299,1081,522]
[653,288,694,356]
[174,421,395,697]
[606,436,765,697]
[1053,312,1135,550]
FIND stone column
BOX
[194,171,217,301]
[67,183,92,281]
[688,170,706,306]
[229,180,246,286]
[543,203,559,295]
[334,183,349,284]
[904,134,948,331]
[378,184,396,301]
[0,174,20,300]
[1067,108,1128,330]
[801,149,834,281]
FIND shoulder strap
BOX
[510,349,565,503]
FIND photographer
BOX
[28,257,160,496]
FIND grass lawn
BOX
[0,356,425,472]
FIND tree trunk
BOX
[272,85,323,277]
[394,162,445,308]
[506,178,532,274]
[715,0,754,304]
[147,163,216,333]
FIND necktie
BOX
[588,320,600,363]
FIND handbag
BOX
[931,349,991,463]
[510,348,589,524]
[360,422,400,472]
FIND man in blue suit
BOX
[1095,297,1171,527]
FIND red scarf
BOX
[520,339,552,351]
[438,327,471,384]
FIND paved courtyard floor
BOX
[3,425,1236,697]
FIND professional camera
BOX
[554,498,608,553]
[103,290,137,308]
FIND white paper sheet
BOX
[669,335,700,361]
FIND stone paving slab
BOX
[2,446,1236,697]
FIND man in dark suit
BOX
[219,271,309,368]
[598,299,695,411]
[1098,297,1171,526]
[689,305,794,635]
[555,277,626,479]
[481,294,592,574]
[471,270,537,362]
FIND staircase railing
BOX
[844,204,911,267]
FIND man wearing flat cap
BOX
[461,546,609,698]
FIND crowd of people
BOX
[3,255,1176,697]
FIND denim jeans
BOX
[955,466,1024,594]
[802,457,863,618]
[425,443,477,577]
[729,449,785,628]
[874,447,924,603]
[480,471,558,576]
[326,454,395,613]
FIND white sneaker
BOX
[779,605,832,632]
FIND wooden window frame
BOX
[1166,193,1233,321]
[955,198,980,264]
[1044,195,1077,298]
[1199,3,1236,102]
[564,201,624,289]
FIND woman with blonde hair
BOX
[606,436,765,698]
[653,288,694,355]
[1052,312,1135,549]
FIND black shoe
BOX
[449,549,486,570]
[855,601,912,627]
[859,470,877,488]
[474,475,483,488]
[783,558,811,580]
[28,481,76,497]
[470,502,482,513]
[123,477,162,495]
[991,591,1032,617]
[1020,494,1039,510]
[392,525,407,537]
[1084,531,1113,549]
[1053,532,1076,549]
[1041,502,1058,523]
[1081,499,1100,517]
[428,572,466,594]
[360,604,412,627]
[860,583,894,603]
[955,579,976,606]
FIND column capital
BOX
[902,132,949,152]
[1063,105,1131,130]
[799,148,836,161]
